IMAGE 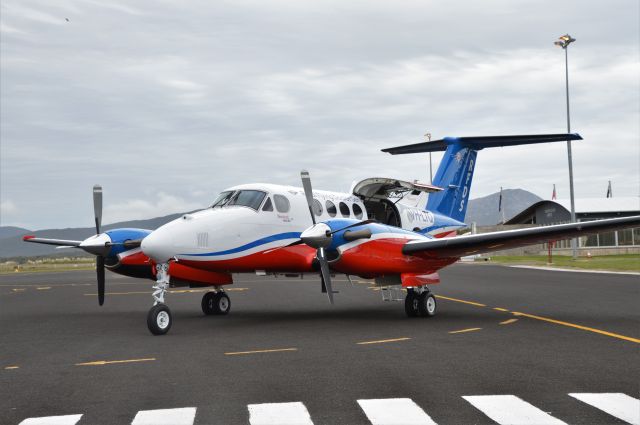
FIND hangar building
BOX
[505,197,640,250]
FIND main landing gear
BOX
[201,290,231,315]
[404,287,437,318]
[147,263,172,335]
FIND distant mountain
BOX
[466,189,542,225]
[0,212,189,259]
[0,226,31,239]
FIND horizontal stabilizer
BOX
[23,236,82,247]
[382,133,582,155]
[403,215,640,258]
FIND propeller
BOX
[299,170,335,303]
[298,170,376,304]
[93,185,106,306]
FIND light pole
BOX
[554,33,578,259]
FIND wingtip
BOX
[23,235,35,241]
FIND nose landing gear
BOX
[405,287,437,318]
[147,263,172,335]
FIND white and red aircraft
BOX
[25,134,640,335]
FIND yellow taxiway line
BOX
[449,327,482,334]
[512,312,640,344]
[75,358,156,366]
[4,366,19,370]
[493,307,509,312]
[356,337,411,345]
[225,348,298,356]
[500,318,518,325]
[436,295,486,307]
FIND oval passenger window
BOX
[339,202,350,217]
[326,200,337,217]
[312,199,323,216]
[353,203,363,219]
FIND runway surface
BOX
[1,264,638,424]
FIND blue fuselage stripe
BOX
[180,232,301,257]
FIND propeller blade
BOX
[329,219,377,235]
[317,247,334,304]
[300,170,316,226]
[93,185,103,234]
[96,255,105,306]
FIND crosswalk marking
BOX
[357,398,437,425]
[463,395,567,425]
[19,414,83,425]
[569,393,640,425]
[248,402,314,425]
[130,407,196,425]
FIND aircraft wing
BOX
[23,236,82,247]
[402,216,640,258]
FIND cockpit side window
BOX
[312,199,323,216]
[211,190,234,208]
[227,190,267,211]
[262,197,274,212]
[326,200,337,217]
[273,194,291,213]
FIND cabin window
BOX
[211,191,234,208]
[353,203,363,219]
[312,199,323,216]
[262,197,274,212]
[227,190,266,211]
[326,200,337,217]
[274,194,291,213]
[339,202,350,217]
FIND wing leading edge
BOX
[402,216,640,258]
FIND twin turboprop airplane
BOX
[24,133,640,335]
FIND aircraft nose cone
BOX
[141,229,175,263]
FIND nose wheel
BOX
[147,303,172,335]
[201,291,231,315]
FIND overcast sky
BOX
[1,0,638,230]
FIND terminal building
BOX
[505,197,640,252]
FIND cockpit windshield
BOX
[211,191,234,208]
[227,190,266,210]
[212,190,266,211]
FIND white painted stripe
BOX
[357,398,437,425]
[19,414,83,425]
[248,402,314,425]
[463,395,567,425]
[569,393,640,424]
[131,407,197,425]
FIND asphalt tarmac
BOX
[1,264,638,424]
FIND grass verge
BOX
[483,254,640,272]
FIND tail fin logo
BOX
[458,158,475,213]
[454,149,466,163]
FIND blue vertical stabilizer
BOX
[382,133,582,223]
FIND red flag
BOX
[552,184,557,200]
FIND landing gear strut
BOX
[147,263,172,335]
[405,287,437,318]
[201,290,231,315]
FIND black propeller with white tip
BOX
[298,170,376,303]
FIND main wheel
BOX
[201,292,217,315]
[404,291,420,317]
[202,292,231,315]
[147,304,172,335]
[418,292,437,317]
[212,292,231,315]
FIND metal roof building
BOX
[505,197,640,249]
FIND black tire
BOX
[404,291,419,317]
[418,292,437,317]
[201,292,217,315]
[212,292,231,315]
[147,304,172,335]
